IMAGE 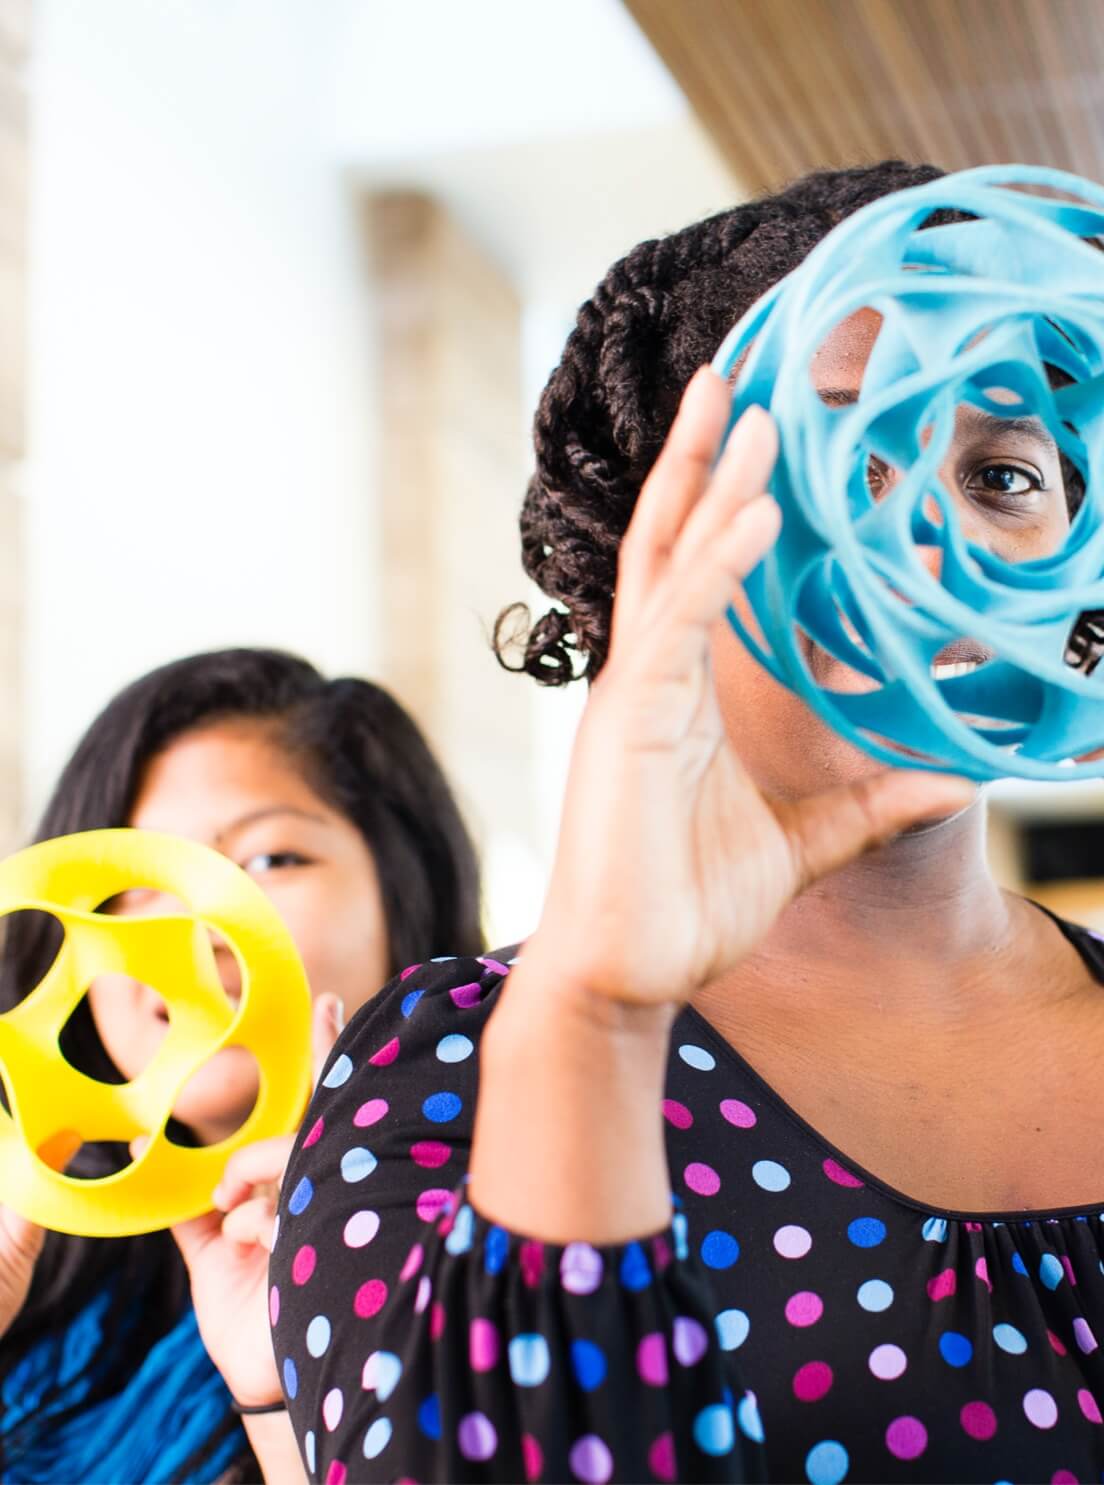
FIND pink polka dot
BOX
[720,1098,757,1128]
[636,1332,668,1387]
[415,1187,452,1223]
[291,1245,316,1285]
[268,1285,280,1325]
[569,1435,613,1485]
[1024,1388,1059,1429]
[964,1221,983,1232]
[430,1301,446,1340]
[457,1412,497,1462]
[522,1433,543,1482]
[822,1158,863,1188]
[322,1388,344,1431]
[960,1401,997,1440]
[885,1416,928,1460]
[353,1279,388,1318]
[662,1099,693,1129]
[302,1116,324,1147]
[684,1162,721,1197]
[1077,1388,1102,1424]
[399,962,421,979]
[354,1098,389,1127]
[1052,1471,1079,1484]
[1074,1317,1098,1354]
[975,1256,992,1292]
[672,1316,709,1366]
[1048,1329,1068,1356]
[784,1291,823,1327]
[927,1268,956,1302]
[411,1140,452,1168]
[520,1241,545,1288]
[325,1462,347,1485]
[1062,1255,1078,1286]
[450,982,482,1008]
[793,1361,833,1402]
[399,1242,424,1281]
[479,956,510,974]
[414,1276,431,1313]
[470,1318,500,1371]
[648,1431,676,1483]
[369,1037,399,1066]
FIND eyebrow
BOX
[816,387,1057,446]
[215,806,328,846]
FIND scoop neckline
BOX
[680,908,1104,1226]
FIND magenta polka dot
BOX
[774,1225,812,1259]
[1024,1388,1059,1429]
[1077,1388,1102,1424]
[411,1140,451,1169]
[662,1099,694,1129]
[719,1098,757,1128]
[673,1316,709,1366]
[1048,1329,1068,1356]
[353,1279,388,1318]
[354,1098,389,1127]
[885,1416,927,1460]
[430,1301,446,1340]
[975,1256,992,1292]
[302,1116,324,1147]
[785,1291,823,1327]
[636,1332,669,1387]
[684,1161,721,1196]
[268,1285,280,1325]
[520,1241,545,1287]
[457,1411,497,1462]
[325,1462,346,1485]
[522,1434,543,1483]
[569,1434,614,1485]
[450,982,482,1008]
[415,1187,451,1223]
[399,962,421,979]
[793,1361,833,1402]
[470,1318,500,1371]
[1051,1471,1079,1484]
[1062,1255,1078,1285]
[399,1242,424,1281]
[647,1432,675,1483]
[414,1276,431,1313]
[926,1268,956,1301]
[960,1401,997,1440]
[291,1245,316,1285]
[368,1036,400,1066]
[822,1158,863,1188]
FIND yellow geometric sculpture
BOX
[0,830,312,1236]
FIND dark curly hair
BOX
[499,160,958,685]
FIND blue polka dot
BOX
[939,1331,973,1367]
[484,1225,509,1276]
[288,1176,313,1215]
[619,1241,651,1291]
[1011,1252,1028,1276]
[922,1217,948,1243]
[993,1322,1028,1354]
[363,1418,393,1460]
[701,1230,740,1269]
[856,1279,893,1313]
[445,1203,474,1255]
[321,1053,352,1088]
[678,1043,716,1071]
[306,1315,331,1357]
[1039,1252,1064,1289]
[571,1339,607,1390]
[340,1147,377,1182]
[305,1432,315,1472]
[752,1160,791,1192]
[737,1392,764,1443]
[673,1211,689,1261]
[417,1394,441,1440]
[400,989,423,1017]
[422,1091,463,1123]
[436,1033,474,1063]
[715,1308,750,1350]
[282,1357,298,1400]
[372,1352,403,1402]
[693,1403,736,1455]
[805,1440,849,1485]
[508,1333,551,1387]
[847,1217,886,1249]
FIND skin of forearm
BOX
[469,940,676,1244]
[242,1411,307,1483]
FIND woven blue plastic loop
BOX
[712,164,1104,781]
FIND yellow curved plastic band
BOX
[0,830,312,1237]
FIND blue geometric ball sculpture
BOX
[713,164,1104,781]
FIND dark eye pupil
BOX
[981,466,1017,491]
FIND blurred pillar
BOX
[365,191,536,934]
[0,0,26,849]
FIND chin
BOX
[170,1046,260,1138]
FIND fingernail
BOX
[331,997,345,1033]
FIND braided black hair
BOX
[499,161,957,685]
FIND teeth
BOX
[931,659,983,679]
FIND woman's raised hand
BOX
[0,1204,45,1341]
[528,368,975,1009]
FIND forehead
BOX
[808,307,883,391]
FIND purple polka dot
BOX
[291,1245,316,1285]
[354,1098,389,1127]
[684,1162,721,1196]
[774,1225,812,1259]
[1077,1388,1102,1424]
[648,1432,676,1483]
[368,1037,399,1066]
[561,1243,603,1295]
[353,1279,388,1318]
[569,1434,613,1484]
[1024,1389,1059,1429]
[785,1291,823,1327]
[469,1318,500,1372]
[672,1316,709,1366]
[268,1285,280,1325]
[450,982,482,1008]
[822,1158,864,1188]
[662,1099,693,1129]
[793,1361,833,1402]
[636,1332,668,1387]
[885,1416,927,1460]
[1074,1317,1098,1354]
[411,1140,451,1169]
[720,1098,757,1128]
[457,1412,497,1462]
[960,1401,997,1441]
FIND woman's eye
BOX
[243,851,310,873]
[967,464,1041,499]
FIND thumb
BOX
[776,769,978,894]
[311,993,344,1088]
[170,1210,223,1273]
[0,1203,46,1264]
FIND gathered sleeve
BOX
[270,953,765,1484]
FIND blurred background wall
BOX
[4,0,1103,937]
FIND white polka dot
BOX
[322,1387,344,1431]
[752,1160,791,1192]
[363,1418,393,1459]
[1023,1388,1058,1429]
[270,1214,280,1250]
[306,1315,331,1357]
[322,1053,353,1088]
[305,1431,316,1472]
[773,1224,812,1259]
[868,1343,907,1380]
[343,1209,380,1248]
[678,1043,716,1071]
[362,1350,403,1401]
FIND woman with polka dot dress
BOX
[272,163,1104,1483]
